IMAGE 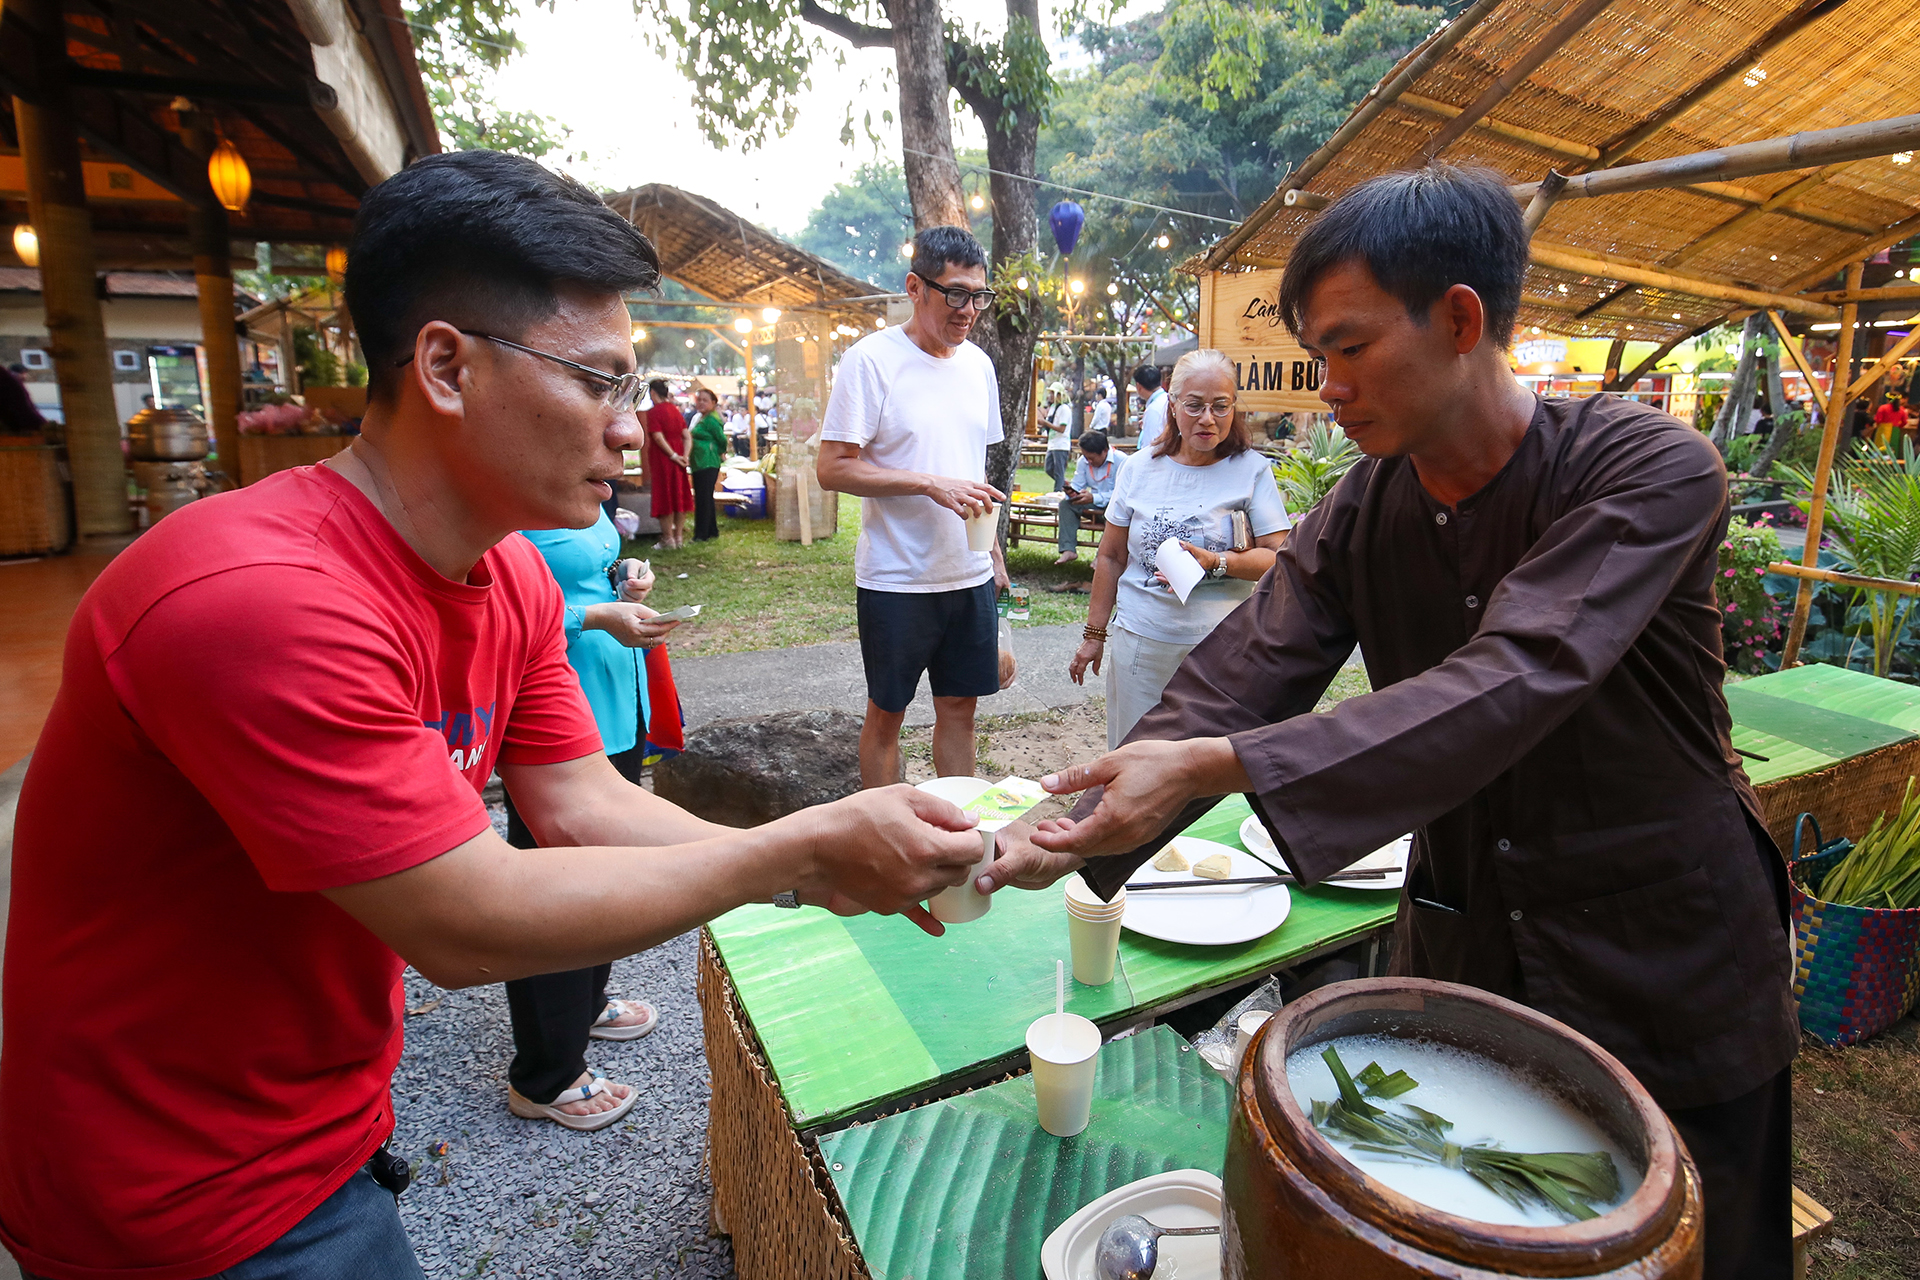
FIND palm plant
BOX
[1785,439,1920,677]
[1273,421,1361,514]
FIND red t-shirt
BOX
[0,466,600,1278]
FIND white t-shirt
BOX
[1105,447,1291,644]
[1091,398,1113,432]
[1047,402,1071,450]
[820,325,1004,593]
[1139,388,1168,445]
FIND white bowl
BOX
[1040,1168,1223,1280]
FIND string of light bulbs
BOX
[901,146,1239,227]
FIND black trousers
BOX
[691,466,720,540]
[499,742,645,1104]
[1667,1062,1793,1280]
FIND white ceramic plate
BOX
[1122,837,1291,946]
[1238,815,1411,892]
[1040,1168,1223,1280]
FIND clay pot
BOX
[1223,978,1702,1279]
[127,407,209,461]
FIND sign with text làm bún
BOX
[1197,267,1327,414]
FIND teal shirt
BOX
[519,511,647,756]
[689,411,727,471]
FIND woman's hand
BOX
[1068,636,1104,685]
[1177,540,1223,575]
[582,602,681,648]
[615,559,654,603]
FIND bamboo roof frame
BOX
[1184,0,1920,670]
[604,183,889,325]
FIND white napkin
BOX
[1156,537,1206,604]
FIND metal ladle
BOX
[1094,1213,1221,1280]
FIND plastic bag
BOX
[612,507,640,539]
[997,616,1017,690]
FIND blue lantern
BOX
[1049,201,1085,257]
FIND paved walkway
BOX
[671,620,1098,728]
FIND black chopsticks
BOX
[1123,868,1401,891]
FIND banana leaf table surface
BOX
[706,792,1396,1131]
[1726,664,1920,784]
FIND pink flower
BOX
[1727,603,1738,613]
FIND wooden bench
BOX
[1007,500,1103,551]
[1792,1183,1835,1279]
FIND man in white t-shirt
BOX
[1134,364,1168,443]
[1045,393,1072,491]
[818,225,1010,787]
[1090,386,1113,434]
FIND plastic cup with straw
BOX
[1026,958,1100,1137]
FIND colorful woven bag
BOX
[1790,813,1920,1046]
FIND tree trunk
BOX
[1710,313,1764,452]
[952,0,1043,527]
[1764,341,1788,416]
[1601,337,1627,392]
[888,0,967,230]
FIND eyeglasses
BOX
[912,271,996,312]
[1178,397,1235,420]
[396,330,645,412]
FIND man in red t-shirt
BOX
[0,151,987,1280]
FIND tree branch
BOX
[799,0,892,48]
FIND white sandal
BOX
[506,1070,637,1132]
[589,998,659,1042]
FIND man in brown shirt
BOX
[983,167,1796,1277]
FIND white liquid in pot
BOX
[1286,1034,1640,1226]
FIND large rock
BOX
[652,708,863,827]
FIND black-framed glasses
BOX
[396,330,645,412]
[912,271,996,311]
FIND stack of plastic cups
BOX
[1064,873,1126,986]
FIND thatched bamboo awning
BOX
[605,183,889,323]
[1187,0,1920,352]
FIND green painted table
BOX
[820,1024,1231,1280]
[707,792,1396,1131]
[1726,664,1920,785]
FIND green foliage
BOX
[1272,422,1360,513]
[1785,441,1920,678]
[945,13,1056,139]
[788,161,915,289]
[1820,778,1920,909]
[635,0,814,150]
[989,251,1064,334]
[405,0,573,159]
[1718,519,1784,675]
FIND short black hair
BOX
[647,378,670,399]
[1278,165,1526,349]
[1132,364,1161,390]
[911,225,986,281]
[1081,430,1109,454]
[346,150,660,398]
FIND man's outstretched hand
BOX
[795,785,989,936]
[1022,738,1252,862]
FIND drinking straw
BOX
[1056,959,1064,1020]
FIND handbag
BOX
[1789,812,1920,1045]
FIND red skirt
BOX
[649,448,694,515]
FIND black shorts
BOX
[857,582,999,714]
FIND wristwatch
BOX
[1208,552,1230,580]
[772,891,800,909]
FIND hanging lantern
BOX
[325,245,348,282]
[12,224,39,268]
[1049,201,1084,257]
[207,138,251,213]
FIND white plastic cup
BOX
[964,501,1001,552]
[1063,874,1125,986]
[1233,1010,1273,1069]
[929,822,1002,924]
[1027,1012,1101,1137]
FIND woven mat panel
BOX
[696,930,870,1280]
[1199,0,1920,344]
[1755,736,1920,853]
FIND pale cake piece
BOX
[1152,844,1190,873]
[1193,853,1233,881]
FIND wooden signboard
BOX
[1197,267,1327,414]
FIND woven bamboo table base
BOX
[1756,735,1920,852]
[697,929,870,1280]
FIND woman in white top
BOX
[1068,348,1292,749]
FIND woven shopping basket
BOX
[1790,813,1920,1046]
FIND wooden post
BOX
[189,200,243,484]
[745,333,757,462]
[13,0,128,535]
[1781,262,1863,667]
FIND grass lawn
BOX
[627,466,1104,657]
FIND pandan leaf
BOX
[1402,1103,1454,1135]
[1321,1046,1382,1117]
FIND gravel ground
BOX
[387,795,734,1279]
